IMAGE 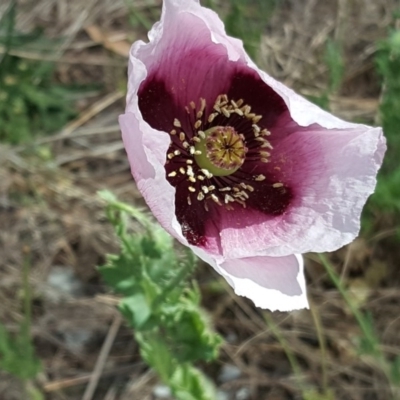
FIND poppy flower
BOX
[119,0,386,311]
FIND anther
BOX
[174,150,181,156]
[197,192,205,201]
[192,136,201,143]
[273,183,284,188]
[208,113,218,123]
[201,169,213,179]
[260,142,273,149]
[188,186,196,193]
[252,124,261,133]
[246,185,254,192]
[222,107,230,118]
[198,131,206,139]
[173,118,181,128]
[252,115,262,124]
[261,129,271,136]
[179,132,185,141]
[168,171,177,177]
[211,194,220,204]
[179,167,186,174]
[202,186,209,194]
[225,194,235,203]
[255,174,266,181]
[170,129,177,135]
[200,98,206,112]
[194,120,202,129]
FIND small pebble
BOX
[219,364,241,382]
[45,266,83,303]
[216,390,230,400]
[236,387,250,400]
[153,384,172,399]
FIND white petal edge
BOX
[192,248,309,311]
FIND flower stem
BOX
[319,254,380,356]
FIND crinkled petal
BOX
[214,124,386,258]
[119,112,187,245]
[218,254,308,311]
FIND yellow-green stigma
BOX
[194,126,247,176]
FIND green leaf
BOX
[171,364,217,400]
[119,293,152,329]
[99,254,140,296]
[0,322,41,380]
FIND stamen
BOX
[201,169,213,179]
[208,113,217,123]
[211,194,220,204]
[168,94,279,212]
[225,194,235,203]
[252,115,262,124]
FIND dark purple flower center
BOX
[166,94,279,211]
[138,71,294,247]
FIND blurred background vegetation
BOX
[0,0,399,399]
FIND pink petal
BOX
[213,124,385,258]
[218,254,308,311]
[119,112,187,244]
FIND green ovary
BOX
[194,126,247,177]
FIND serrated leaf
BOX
[119,293,152,329]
